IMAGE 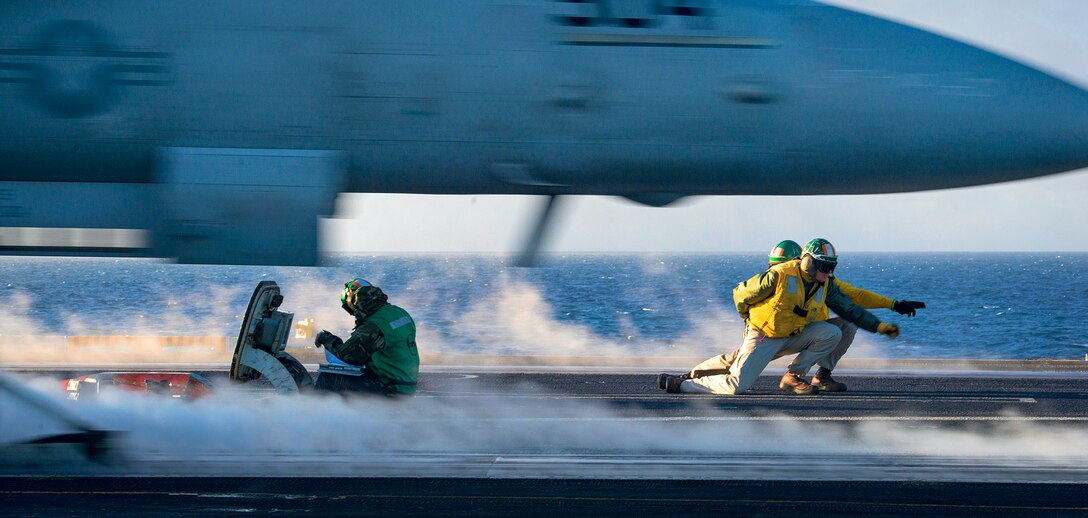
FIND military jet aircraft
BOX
[1,0,1086,265]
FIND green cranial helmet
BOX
[340,278,373,315]
[802,238,838,273]
[768,240,803,265]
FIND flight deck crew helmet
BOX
[768,240,803,265]
[802,238,838,273]
[340,278,373,315]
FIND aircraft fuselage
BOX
[1,1,1086,263]
[2,0,1084,196]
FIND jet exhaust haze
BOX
[2,373,1087,481]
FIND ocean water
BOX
[0,253,1085,360]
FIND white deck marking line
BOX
[460,416,1088,422]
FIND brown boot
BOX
[779,372,817,395]
[812,367,847,392]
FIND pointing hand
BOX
[892,300,926,317]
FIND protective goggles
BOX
[812,259,836,274]
[340,278,372,313]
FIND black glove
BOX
[892,300,926,317]
[314,330,334,348]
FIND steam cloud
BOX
[0,258,764,365]
[2,373,1086,480]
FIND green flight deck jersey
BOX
[327,303,420,395]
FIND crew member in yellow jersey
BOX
[660,239,925,393]
[659,239,902,395]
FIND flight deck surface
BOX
[2,477,1086,517]
[3,366,1087,516]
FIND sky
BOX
[324,0,1088,254]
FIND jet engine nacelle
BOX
[0,148,345,265]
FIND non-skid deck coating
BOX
[2,478,1088,517]
[3,368,1087,515]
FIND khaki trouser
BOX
[820,317,857,371]
[681,321,842,395]
[687,317,858,379]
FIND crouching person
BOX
[313,278,419,397]
[667,238,925,393]
[662,239,899,395]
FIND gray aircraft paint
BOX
[1,1,1086,263]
